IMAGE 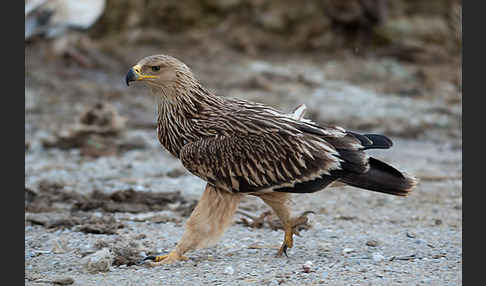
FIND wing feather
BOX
[180,133,342,193]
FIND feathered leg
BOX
[257,192,312,257]
[147,184,242,265]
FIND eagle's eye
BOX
[151,66,161,72]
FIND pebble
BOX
[224,265,234,275]
[82,248,113,273]
[342,248,354,255]
[302,261,313,273]
[52,276,74,285]
[366,240,378,247]
[406,232,416,238]
[372,252,385,263]
[33,277,74,286]
[415,239,427,245]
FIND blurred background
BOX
[25,0,461,144]
[25,1,462,284]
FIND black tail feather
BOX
[362,134,393,149]
[348,132,393,150]
[337,157,417,196]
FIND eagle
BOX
[125,55,417,265]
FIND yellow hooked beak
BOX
[125,64,158,86]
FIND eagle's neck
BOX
[155,83,223,158]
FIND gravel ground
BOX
[25,137,462,286]
[25,44,461,285]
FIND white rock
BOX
[224,266,234,275]
[82,248,113,273]
[372,252,385,262]
[342,248,354,255]
[302,261,313,273]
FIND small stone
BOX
[366,240,378,247]
[302,261,313,273]
[342,248,354,255]
[52,276,74,285]
[415,239,427,245]
[406,232,416,238]
[318,242,332,252]
[372,252,385,263]
[224,265,234,275]
[432,253,446,259]
[82,248,113,273]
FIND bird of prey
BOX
[125,55,417,265]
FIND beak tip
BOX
[125,68,136,87]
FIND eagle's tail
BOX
[338,157,417,196]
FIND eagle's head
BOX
[125,54,196,90]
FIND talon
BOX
[292,211,314,234]
[154,254,169,262]
[277,244,288,257]
[143,255,157,261]
[143,251,188,265]
[275,211,314,257]
[277,225,294,257]
[301,210,315,216]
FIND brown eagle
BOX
[125,55,416,265]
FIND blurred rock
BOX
[78,102,126,132]
[323,0,386,29]
[372,252,385,262]
[302,261,313,273]
[109,239,146,266]
[82,248,113,273]
[224,265,235,275]
[51,276,74,285]
[376,16,449,44]
[26,0,106,40]
[366,240,379,247]
[42,102,128,156]
[342,248,354,255]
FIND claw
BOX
[282,245,288,257]
[293,211,315,233]
[276,210,314,257]
[143,255,157,261]
[277,243,289,257]
[294,229,302,237]
[142,251,188,266]
[300,210,315,216]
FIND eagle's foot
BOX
[276,211,314,257]
[277,227,294,257]
[144,250,188,266]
